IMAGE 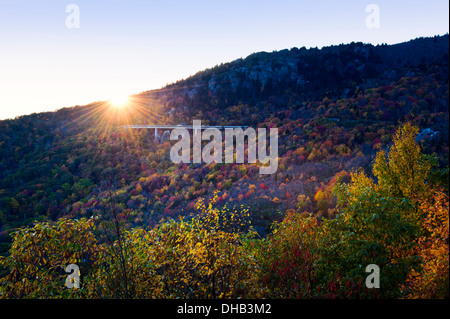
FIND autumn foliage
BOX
[0,124,448,299]
[403,191,449,298]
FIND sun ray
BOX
[57,89,167,148]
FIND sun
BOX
[108,94,131,108]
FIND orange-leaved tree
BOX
[403,190,449,298]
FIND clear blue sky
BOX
[0,0,448,120]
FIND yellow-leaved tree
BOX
[148,191,260,299]
[0,218,100,298]
[373,122,435,219]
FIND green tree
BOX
[315,123,432,298]
[317,173,421,298]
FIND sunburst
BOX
[58,91,164,147]
[108,94,131,109]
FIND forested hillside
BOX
[0,35,448,298]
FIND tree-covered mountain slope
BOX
[0,35,448,251]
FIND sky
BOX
[0,0,448,120]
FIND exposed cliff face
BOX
[144,35,448,124]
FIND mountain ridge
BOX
[2,34,448,123]
[141,34,449,125]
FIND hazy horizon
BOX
[0,0,448,120]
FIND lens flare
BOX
[108,94,131,108]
